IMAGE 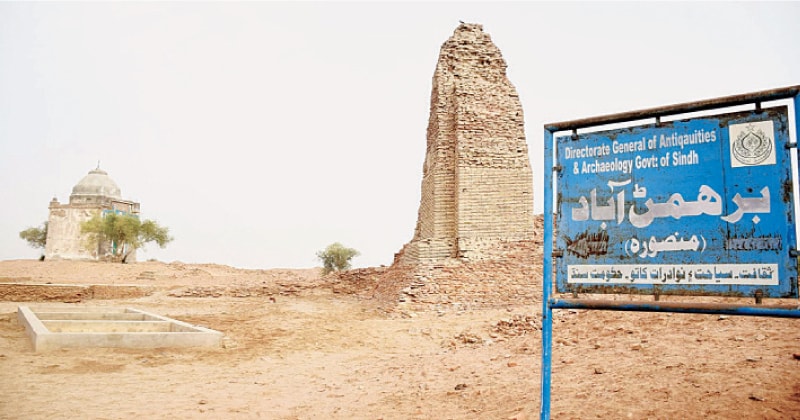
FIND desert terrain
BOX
[1,259,799,419]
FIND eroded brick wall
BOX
[354,215,545,311]
[401,23,534,265]
[45,202,99,260]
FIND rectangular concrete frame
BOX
[17,306,223,352]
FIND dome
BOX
[69,168,122,202]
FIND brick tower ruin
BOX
[399,23,535,265]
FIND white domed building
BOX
[45,167,140,261]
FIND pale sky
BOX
[1,2,798,269]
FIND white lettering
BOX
[672,150,699,166]
[635,155,659,169]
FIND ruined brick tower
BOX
[399,23,534,265]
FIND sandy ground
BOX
[1,259,799,419]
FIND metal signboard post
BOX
[540,85,800,419]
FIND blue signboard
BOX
[555,107,797,298]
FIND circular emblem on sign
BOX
[731,124,772,165]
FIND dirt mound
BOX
[328,215,545,312]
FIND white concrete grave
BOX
[18,306,223,352]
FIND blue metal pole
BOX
[793,91,800,261]
[540,128,555,420]
[794,92,800,151]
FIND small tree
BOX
[81,212,172,263]
[19,222,48,259]
[316,242,359,275]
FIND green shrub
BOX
[316,243,359,275]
